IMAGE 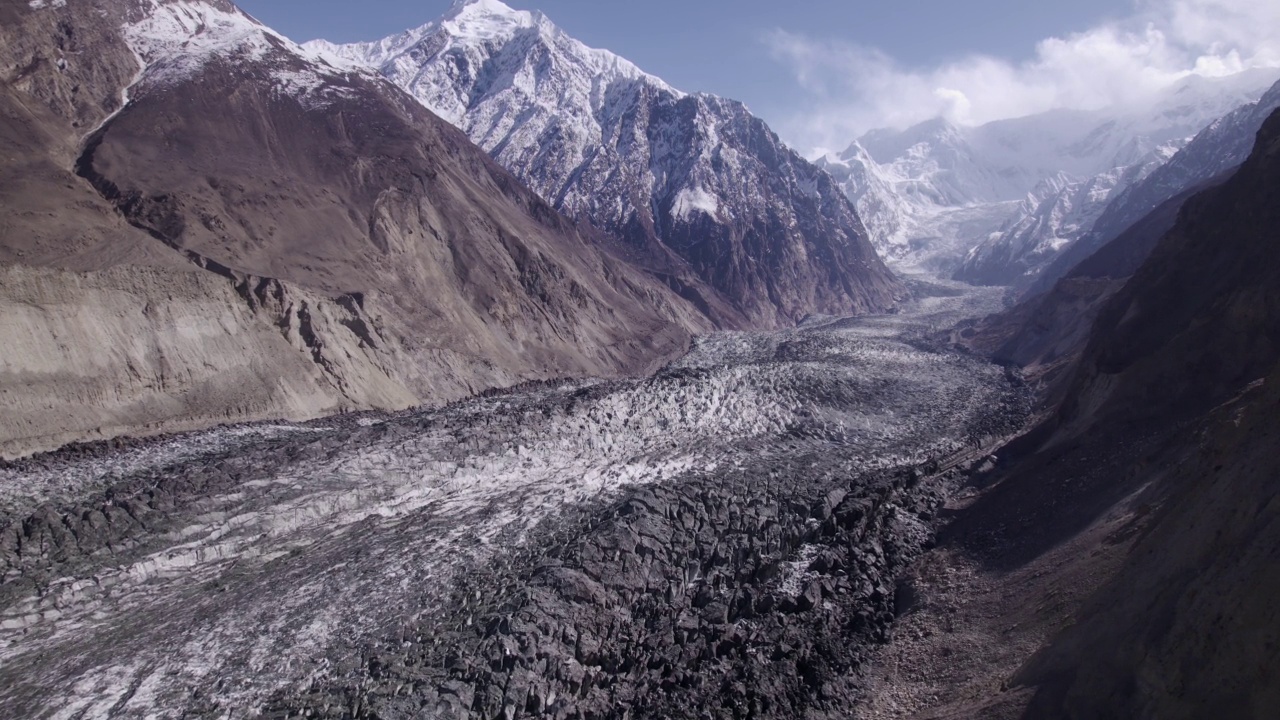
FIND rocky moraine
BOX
[0,278,1027,719]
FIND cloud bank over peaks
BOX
[767,0,1280,156]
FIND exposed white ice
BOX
[672,187,720,221]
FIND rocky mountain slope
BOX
[972,185,1207,400]
[821,69,1279,280]
[967,79,1280,395]
[309,0,903,328]
[1012,107,1280,719]
[856,108,1280,720]
[0,0,713,458]
[1051,111,1280,437]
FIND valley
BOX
[3,0,1279,717]
[0,279,1026,719]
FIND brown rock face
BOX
[0,0,176,270]
[0,0,712,457]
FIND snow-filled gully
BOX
[0,280,1021,718]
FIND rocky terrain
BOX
[311,0,904,328]
[4,2,1279,719]
[0,279,1027,719]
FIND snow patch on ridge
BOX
[124,1,274,82]
[673,187,720,221]
[122,0,362,109]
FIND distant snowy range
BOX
[817,68,1280,286]
[308,0,1280,293]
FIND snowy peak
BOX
[858,117,966,165]
[304,0,675,125]
[433,0,659,91]
[826,67,1280,275]
[102,0,364,109]
[309,1,902,327]
[308,0,537,63]
[443,0,544,38]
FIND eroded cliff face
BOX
[0,0,714,457]
[0,264,419,458]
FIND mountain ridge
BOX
[822,68,1280,279]
[0,0,713,457]
[309,0,905,328]
[1026,76,1280,298]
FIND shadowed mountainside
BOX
[859,109,1280,720]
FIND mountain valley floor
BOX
[0,276,1032,719]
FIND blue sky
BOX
[237,0,1280,154]
[239,0,1121,104]
[238,1,1123,75]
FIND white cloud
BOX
[766,0,1280,155]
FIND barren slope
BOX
[0,0,711,457]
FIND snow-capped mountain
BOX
[817,119,1029,273]
[813,142,908,256]
[117,0,366,108]
[1028,77,1280,297]
[3,0,726,454]
[309,0,903,328]
[823,68,1280,280]
[953,146,1177,286]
